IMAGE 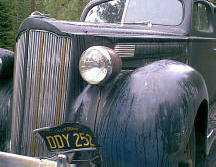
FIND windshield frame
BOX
[82,0,185,26]
[121,0,129,25]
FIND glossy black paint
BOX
[0,79,13,152]
[0,48,13,152]
[67,60,208,166]
[0,48,14,79]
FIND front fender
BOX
[0,48,14,152]
[68,60,208,167]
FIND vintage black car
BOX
[0,0,216,166]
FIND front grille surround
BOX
[11,30,80,156]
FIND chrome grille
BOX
[114,44,135,57]
[11,30,74,156]
[11,31,27,155]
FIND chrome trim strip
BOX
[114,44,135,57]
[11,32,27,153]
[54,38,67,125]
[31,32,44,156]
[121,0,130,25]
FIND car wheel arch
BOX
[194,99,208,165]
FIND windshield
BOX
[85,0,183,26]
[125,0,183,25]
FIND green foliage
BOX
[15,0,31,25]
[212,0,216,4]
[0,0,32,50]
[210,0,216,4]
[0,0,90,50]
[0,0,15,50]
[43,0,89,21]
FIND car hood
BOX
[17,17,188,40]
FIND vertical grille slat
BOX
[11,33,27,153]
[11,30,75,156]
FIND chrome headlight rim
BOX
[79,46,122,85]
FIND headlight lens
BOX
[79,46,122,85]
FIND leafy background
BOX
[0,0,216,51]
[0,0,89,51]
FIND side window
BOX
[192,2,211,32]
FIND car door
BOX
[190,0,216,103]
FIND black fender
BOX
[0,79,13,152]
[68,59,208,167]
[0,48,14,152]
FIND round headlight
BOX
[79,46,122,85]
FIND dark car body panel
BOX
[0,48,13,152]
[16,16,216,103]
[0,0,215,166]
[67,60,208,166]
